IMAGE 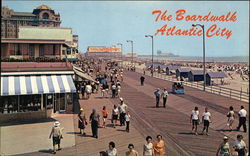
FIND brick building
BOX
[1,38,71,60]
[1,5,61,38]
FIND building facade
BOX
[1,5,61,38]
[1,38,70,60]
[0,62,76,123]
[73,35,79,49]
[1,27,79,60]
[86,46,121,58]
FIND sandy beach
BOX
[121,58,249,93]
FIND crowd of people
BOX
[190,105,247,135]
[99,135,166,156]
[48,58,248,156]
[77,97,130,140]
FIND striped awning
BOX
[1,75,76,96]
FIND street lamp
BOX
[192,24,206,91]
[126,40,134,67]
[145,35,154,77]
[117,43,123,66]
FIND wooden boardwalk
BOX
[17,69,248,156]
[19,93,146,156]
[121,70,248,156]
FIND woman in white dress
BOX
[143,136,154,156]
[226,106,235,131]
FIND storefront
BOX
[0,72,76,122]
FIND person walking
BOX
[110,73,113,82]
[112,105,119,128]
[111,83,117,98]
[153,135,166,156]
[202,107,211,135]
[125,111,131,132]
[78,108,87,135]
[49,121,63,154]
[102,106,109,128]
[117,84,121,98]
[237,106,247,132]
[140,75,145,86]
[81,82,86,99]
[101,82,107,97]
[154,88,161,108]
[233,135,248,156]
[126,144,139,156]
[85,82,92,99]
[106,141,118,156]
[120,73,123,82]
[226,106,235,131]
[101,82,109,98]
[190,106,199,135]
[89,109,100,138]
[143,136,154,156]
[118,98,127,126]
[216,136,231,156]
[161,88,168,108]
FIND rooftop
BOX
[166,65,179,70]
[190,70,207,75]
[1,38,67,45]
[12,12,36,16]
[177,68,192,72]
[1,62,73,72]
[207,72,228,78]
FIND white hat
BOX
[54,121,60,127]
[120,97,123,101]
[80,108,84,111]
[223,136,228,140]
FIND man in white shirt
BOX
[233,135,248,156]
[237,106,247,132]
[161,88,168,108]
[118,98,127,126]
[202,107,211,135]
[190,106,199,135]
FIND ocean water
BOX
[139,56,249,63]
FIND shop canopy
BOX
[1,75,76,96]
[73,66,97,82]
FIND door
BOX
[29,44,35,58]
[54,94,59,113]
[54,93,66,113]
[59,93,66,112]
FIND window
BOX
[42,13,49,19]
[67,48,71,55]
[14,44,21,55]
[62,50,66,55]
[0,94,44,113]
[0,96,18,114]
[39,45,44,56]
[53,44,56,55]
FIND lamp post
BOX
[145,35,154,77]
[117,43,123,66]
[126,40,134,67]
[192,24,206,91]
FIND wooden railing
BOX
[133,66,249,103]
